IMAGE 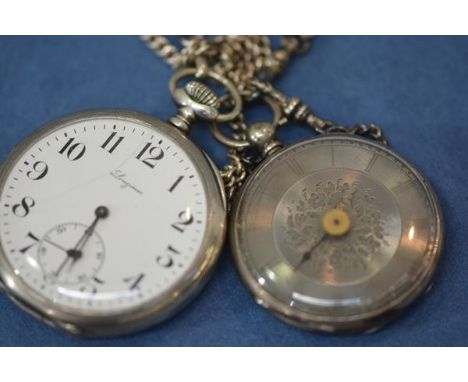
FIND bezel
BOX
[230,134,444,333]
[0,109,226,337]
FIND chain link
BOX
[141,35,386,199]
[142,35,312,198]
[141,35,311,100]
[220,150,248,202]
[251,78,388,145]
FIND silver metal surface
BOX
[142,36,312,100]
[208,96,283,152]
[169,81,221,133]
[142,36,317,201]
[142,36,388,203]
[0,109,226,337]
[251,79,388,145]
[169,68,243,123]
[230,134,443,333]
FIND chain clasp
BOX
[168,68,243,133]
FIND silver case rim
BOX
[230,134,444,333]
[0,109,227,337]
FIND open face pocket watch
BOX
[0,68,243,336]
[210,80,444,333]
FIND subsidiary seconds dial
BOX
[37,221,106,285]
[0,112,212,317]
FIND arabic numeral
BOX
[156,245,181,268]
[123,273,145,290]
[27,161,49,181]
[59,137,86,161]
[168,175,184,193]
[171,208,194,233]
[101,131,125,154]
[12,197,35,218]
[136,142,164,168]
[79,285,97,295]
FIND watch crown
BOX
[185,81,220,107]
[169,81,221,133]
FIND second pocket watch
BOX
[213,84,444,333]
[230,134,443,333]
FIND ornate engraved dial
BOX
[275,169,401,285]
[231,135,443,332]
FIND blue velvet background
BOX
[0,36,467,346]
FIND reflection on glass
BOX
[408,225,415,241]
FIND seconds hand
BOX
[54,206,109,278]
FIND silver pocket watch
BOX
[0,70,240,336]
[212,83,444,333]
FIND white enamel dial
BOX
[0,114,211,315]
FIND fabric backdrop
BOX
[0,36,467,346]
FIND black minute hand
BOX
[74,206,109,253]
[294,232,327,270]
